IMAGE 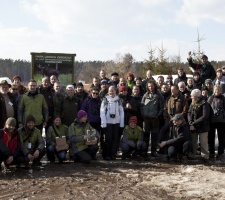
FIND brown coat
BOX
[164,94,189,123]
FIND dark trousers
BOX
[30,148,46,163]
[120,142,147,155]
[75,145,98,163]
[103,123,120,158]
[0,152,27,165]
[208,122,225,155]
[167,141,192,158]
[143,117,159,153]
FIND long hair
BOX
[146,80,158,93]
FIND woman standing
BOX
[208,85,225,159]
[100,86,124,160]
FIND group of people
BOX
[1,51,225,170]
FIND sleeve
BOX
[80,98,88,111]
[100,100,107,128]
[42,96,49,123]
[46,126,56,147]
[0,138,12,158]
[119,103,124,128]
[157,93,165,117]
[68,125,84,143]
[37,131,45,151]
[17,96,25,124]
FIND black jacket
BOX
[188,57,216,82]
[188,97,210,133]
[158,121,191,146]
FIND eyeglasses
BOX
[92,92,99,95]
[12,88,18,90]
[167,78,173,79]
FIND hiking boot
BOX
[121,154,127,160]
[104,156,111,161]
[217,154,225,161]
[132,150,138,159]
[151,152,158,157]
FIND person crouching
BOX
[120,116,147,160]
[18,115,46,166]
[158,114,192,161]
[0,117,32,167]
[69,110,99,163]
[46,116,69,163]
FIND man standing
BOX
[0,80,17,128]
[38,77,55,127]
[187,52,216,82]
[141,80,164,157]
[164,85,189,123]
[141,70,155,93]
[18,79,49,131]
[213,68,225,95]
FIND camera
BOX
[110,114,116,118]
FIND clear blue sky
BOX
[0,0,224,62]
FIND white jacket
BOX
[100,95,124,128]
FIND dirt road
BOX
[1,157,225,200]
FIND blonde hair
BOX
[213,84,222,94]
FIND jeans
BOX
[47,145,67,162]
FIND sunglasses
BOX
[92,92,99,95]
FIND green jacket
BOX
[69,119,99,154]
[46,124,69,146]
[121,125,144,147]
[18,127,45,154]
[18,92,49,126]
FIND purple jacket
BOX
[80,97,101,123]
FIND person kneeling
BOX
[69,110,99,163]
[158,114,192,161]
[46,116,69,163]
[120,116,147,160]
[0,117,33,168]
[18,115,46,166]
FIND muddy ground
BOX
[1,155,225,200]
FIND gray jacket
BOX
[141,91,164,118]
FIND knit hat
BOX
[77,82,84,87]
[5,117,16,126]
[171,113,184,121]
[12,75,22,82]
[129,116,137,124]
[101,79,108,85]
[77,110,87,119]
[66,84,74,90]
[205,79,213,84]
[26,115,36,124]
[119,86,128,92]
[42,76,50,82]
[191,89,201,98]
